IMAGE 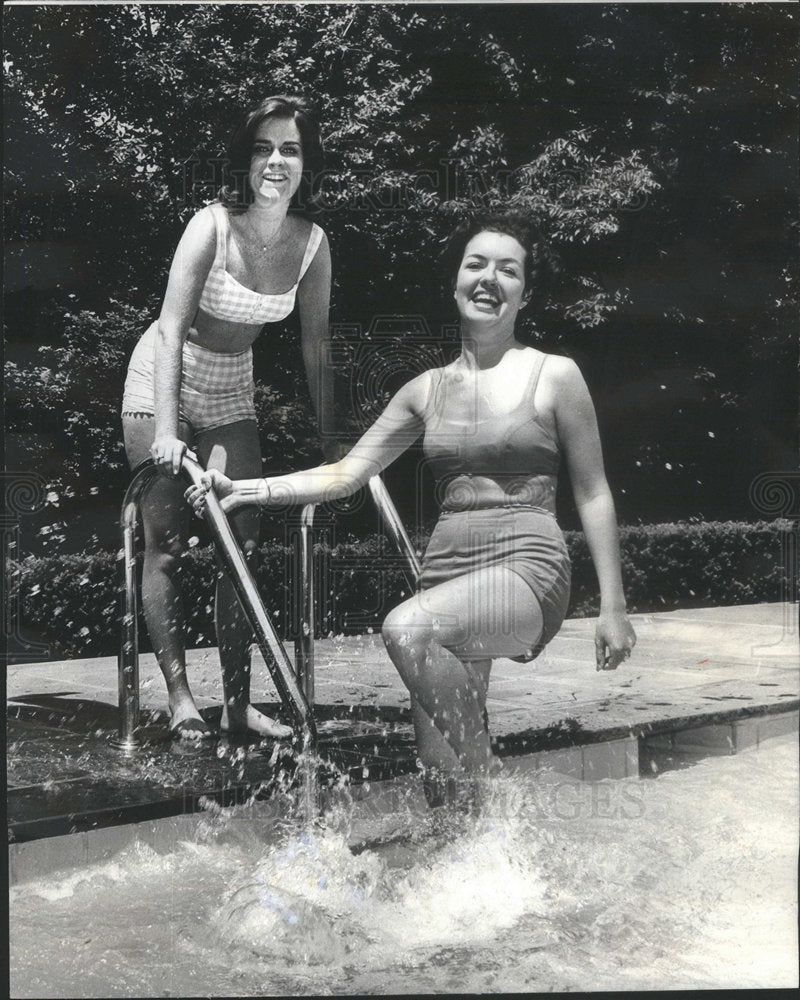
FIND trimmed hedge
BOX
[10,520,795,662]
[567,519,795,616]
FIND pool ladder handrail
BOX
[113,458,421,755]
[367,474,422,590]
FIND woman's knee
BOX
[382,600,435,652]
[142,516,185,566]
[381,604,418,646]
[240,537,258,566]
[225,505,260,560]
[384,600,473,658]
[142,545,185,584]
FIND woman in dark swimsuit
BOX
[187,212,636,803]
[122,95,331,741]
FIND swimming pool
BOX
[10,732,798,996]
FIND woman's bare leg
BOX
[382,566,543,779]
[122,414,207,737]
[411,666,490,808]
[197,420,290,739]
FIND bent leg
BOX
[122,414,208,736]
[196,420,290,739]
[412,667,491,809]
[383,566,543,777]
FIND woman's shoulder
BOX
[193,202,224,225]
[177,204,219,257]
[518,349,587,415]
[404,365,443,392]
[288,212,326,238]
[392,366,442,413]
[535,352,592,417]
[531,348,581,382]
[280,215,326,263]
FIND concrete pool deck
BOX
[7,602,799,866]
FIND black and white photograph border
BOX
[5,1,799,996]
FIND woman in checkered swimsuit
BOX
[121,96,330,741]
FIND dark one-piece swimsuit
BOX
[420,351,571,662]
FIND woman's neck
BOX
[458,324,520,370]
[244,202,289,243]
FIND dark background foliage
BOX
[13,521,794,661]
[5,3,797,562]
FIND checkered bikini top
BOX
[198,202,324,325]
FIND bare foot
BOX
[168,697,211,741]
[220,703,292,740]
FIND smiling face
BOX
[248,116,304,206]
[454,230,530,325]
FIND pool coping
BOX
[8,603,799,872]
[494,697,800,753]
[9,706,799,888]
[9,695,799,842]
[8,700,798,881]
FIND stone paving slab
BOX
[7,603,798,845]
[9,604,798,745]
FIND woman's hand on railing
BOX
[150,435,188,476]
[185,469,233,516]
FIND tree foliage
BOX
[4,3,797,554]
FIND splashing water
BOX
[210,786,547,970]
[9,733,798,996]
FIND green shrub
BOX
[10,519,794,662]
[566,520,795,617]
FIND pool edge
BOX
[9,705,798,888]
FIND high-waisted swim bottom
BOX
[121,322,256,433]
[419,505,571,662]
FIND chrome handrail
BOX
[367,474,422,590]
[113,487,143,753]
[112,454,316,758]
[295,503,316,705]
[112,459,420,827]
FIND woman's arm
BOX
[296,229,342,460]
[552,356,636,669]
[186,371,431,512]
[151,208,217,474]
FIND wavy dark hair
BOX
[441,211,558,310]
[219,95,324,213]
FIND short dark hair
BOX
[220,95,324,213]
[442,211,555,306]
